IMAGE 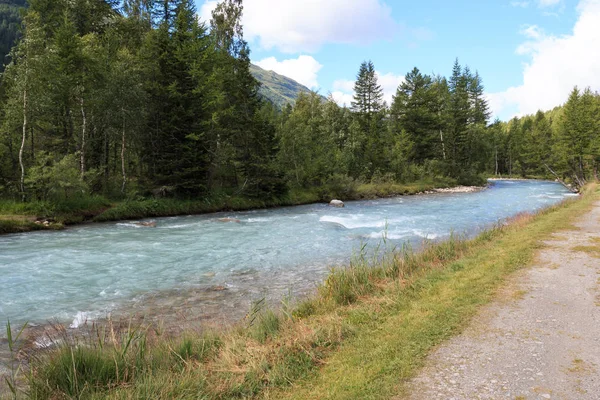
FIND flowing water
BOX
[0,180,574,331]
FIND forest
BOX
[0,0,599,207]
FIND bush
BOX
[318,173,358,200]
[26,152,89,202]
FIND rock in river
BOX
[218,218,241,223]
[329,199,345,208]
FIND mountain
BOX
[250,64,324,108]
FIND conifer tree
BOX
[210,0,285,197]
[391,67,437,164]
[350,60,386,178]
[351,60,383,115]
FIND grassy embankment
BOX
[5,184,596,399]
[0,177,458,234]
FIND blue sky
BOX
[196,0,600,121]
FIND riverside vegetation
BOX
[3,185,596,399]
[1,0,600,232]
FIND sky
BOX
[195,0,600,121]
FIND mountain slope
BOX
[250,64,322,108]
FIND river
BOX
[0,180,574,332]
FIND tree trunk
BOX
[495,148,498,176]
[30,125,34,162]
[439,129,446,160]
[19,86,27,202]
[80,97,87,178]
[544,163,579,193]
[508,147,512,177]
[121,109,127,194]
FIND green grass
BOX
[14,184,596,399]
[0,196,111,233]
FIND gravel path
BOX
[404,201,600,400]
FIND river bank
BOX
[2,183,593,399]
[0,178,462,235]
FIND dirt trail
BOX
[404,201,600,400]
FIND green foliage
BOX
[26,152,89,201]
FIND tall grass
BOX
[3,320,27,399]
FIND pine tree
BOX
[468,71,490,125]
[447,59,469,172]
[560,87,588,185]
[351,60,383,115]
[350,60,386,178]
[209,0,285,197]
[390,67,437,163]
[140,0,212,194]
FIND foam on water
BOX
[0,180,572,328]
[69,311,95,329]
[319,215,387,229]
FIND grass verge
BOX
[7,184,596,399]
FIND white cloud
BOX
[333,79,355,93]
[377,72,405,105]
[254,55,323,89]
[199,1,218,23]
[511,1,530,8]
[330,72,404,108]
[520,24,544,39]
[488,0,600,120]
[199,0,397,53]
[330,91,354,107]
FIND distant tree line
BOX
[490,88,600,188]
[0,0,598,204]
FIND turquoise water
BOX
[0,180,574,328]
